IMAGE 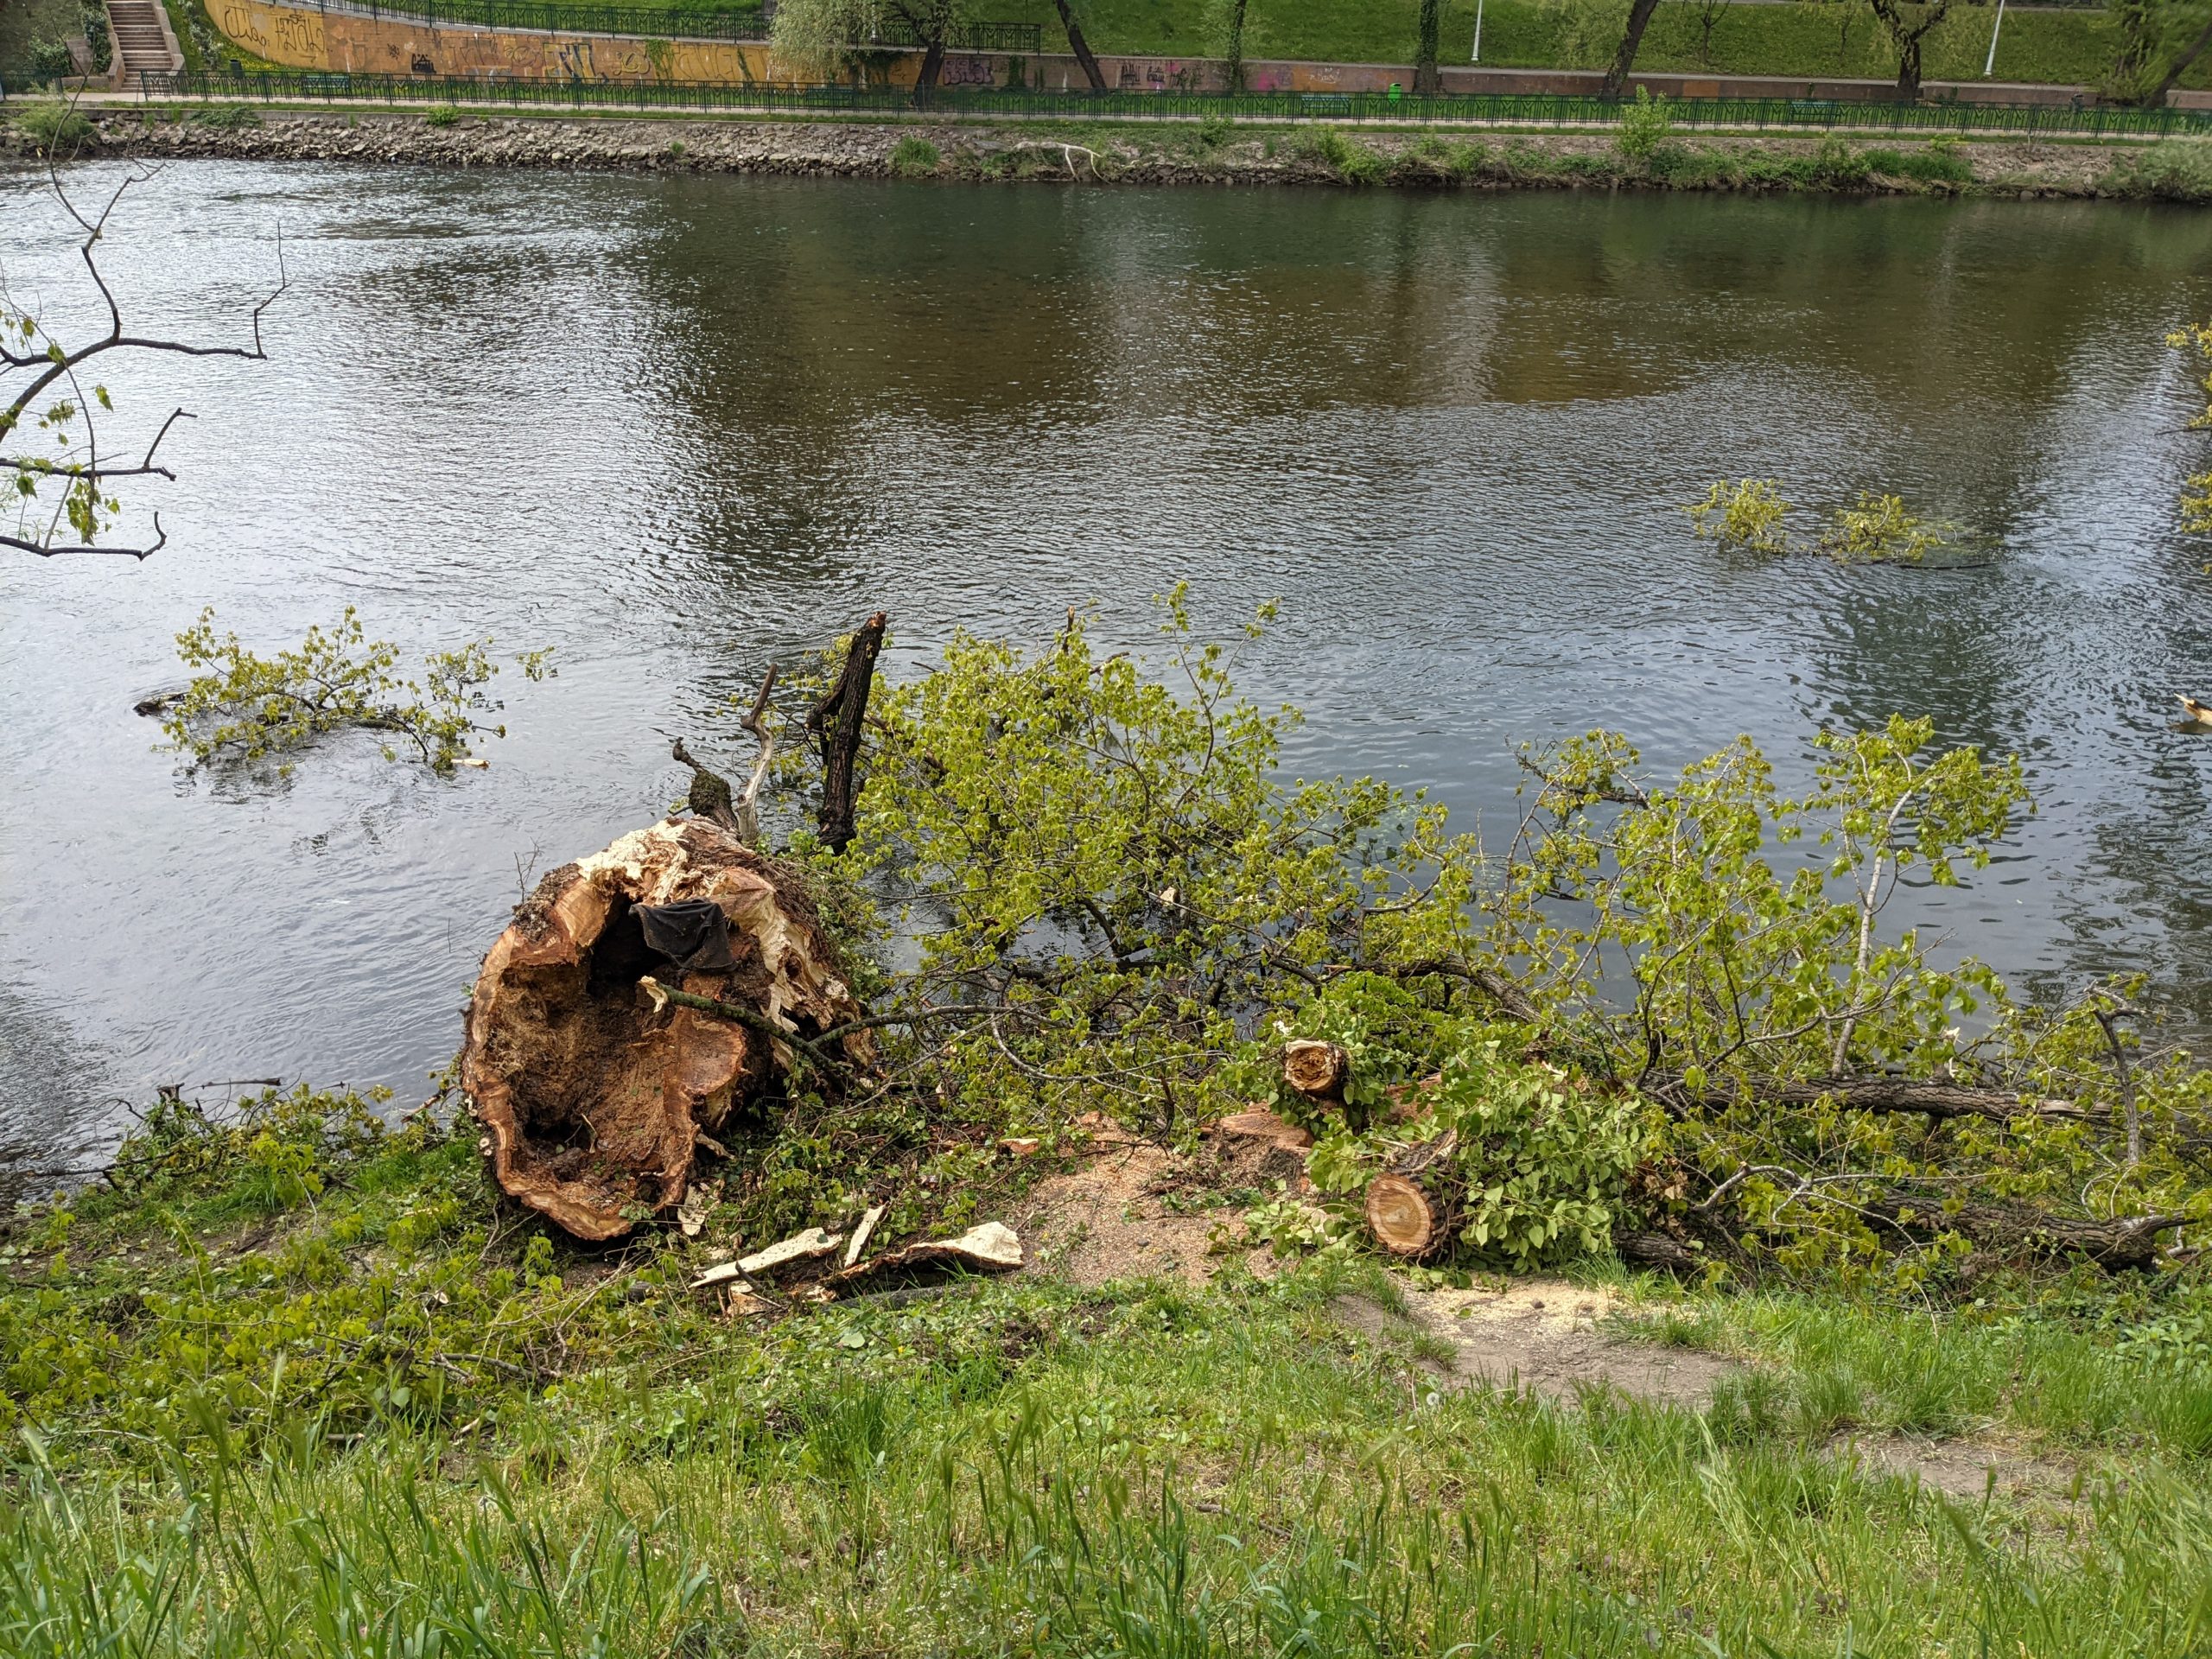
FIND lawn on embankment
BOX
[507,0,2195,92]
[4,1099,2211,1656]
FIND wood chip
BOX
[843,1204,887,1268]
[1001,1136,1041,1156]
[739,1226,843,1276]
[677,1184,714,1237]
[722,1289,775,1318]
[829,1221,1024,1287]
[1211,1109,1314,1152]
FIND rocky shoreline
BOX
[10,106,2208,200]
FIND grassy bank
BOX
[499,0,2200,92]
[4,1093,2211,1656]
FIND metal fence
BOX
[135,70,2212,137]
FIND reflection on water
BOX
[4,164,2210,1176]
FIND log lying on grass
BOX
[461,818,870,1242]
[1363,1131,1464,1261]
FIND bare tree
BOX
[1865,0,1956,101]
[3,148,285,561]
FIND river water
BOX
[4,162,2211,1180]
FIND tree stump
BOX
[1284,1038,1357,1126]
[461,818,871,1242]
[1363,1130,1463,1261]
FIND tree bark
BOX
[1653,1072,2089,1126]
[1054,0,1108,91]
[1614,1230,1702,1272]
[1224,0,1248,92]
[1365,1131,1463,1259]
[808,612,887,854]
[1601,0,1665,98]
[2155,11,2212,105]
[1414,0,1442,95]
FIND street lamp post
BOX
[1984,0,2007,78]
[1472,0,1485,62]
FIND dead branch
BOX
[807,612,887,854]
[733,664,779,847]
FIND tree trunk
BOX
[808,612,887,854]
[1602,0,1665,97]
[1859,1198,2184,1271]
[2155,11,2212,105]
[1054,0,1108,91]
[1365,1131,1463,1259]
[1895,33,1922,100]
[1414,0,1441,95]
[1225,0,1248,92]
[914,37,945,103]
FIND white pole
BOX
[1984,0,2005,78]
[1473,0,1484,62]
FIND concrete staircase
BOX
[108,0,182,88]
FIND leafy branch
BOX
[159,607,554,774]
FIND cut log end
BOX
[1365,1173,1454,1260]
[1283,1039,1349,1103]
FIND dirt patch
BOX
[1022,1128,1309,1288]
[1834,1434,2081,1503]
[1341,1280,1742,1408]
[1338,1285,2082,1503]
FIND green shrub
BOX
[2101,140,2212,204]
[29,37,74,84]
[1395,133,1485,181]
[1615,86,1675,163]
[12,99,92,152]
[79,3,111,73]
[1194,112,1233,149]
[187,103,261,130]
[1863,137,1972,184]
[423,104,461,129]
[890,134,941,175]
[1807,134,1871,187]
[1298,126,1385,185]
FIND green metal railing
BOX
[135,71,2212,137]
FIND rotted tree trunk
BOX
[1365,1130,1464,1260]
[461,818,874,1242]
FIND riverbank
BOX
[23,105,2212,200]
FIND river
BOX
[4,161,2211,1181]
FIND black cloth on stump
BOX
[635,899,738,976]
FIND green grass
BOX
[483,0,2199,92]
[4,1265,2212,1656]
[6,1095,2212,1654]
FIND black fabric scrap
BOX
[635,899,738,976]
